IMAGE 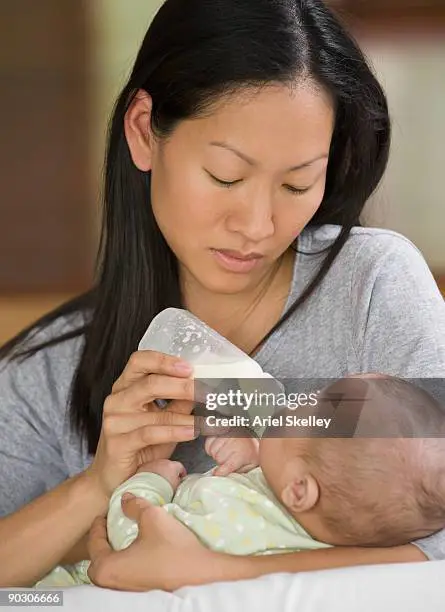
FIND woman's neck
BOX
[180,248,295,353]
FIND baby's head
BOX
[260,374,445,547]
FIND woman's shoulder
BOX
[299,224,433,281]
[23,310,87,345]
[297,223,443,305]
[0,311,86,391]
[300,223,423,260]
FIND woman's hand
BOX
[85,350,198,501]
[87,494,221,591]
[87,494,428,592]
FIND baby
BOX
[36,374,445,587]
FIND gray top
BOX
[1,224,444,559]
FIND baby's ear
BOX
[281,474,319,514]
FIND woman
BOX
[1,0,444,590]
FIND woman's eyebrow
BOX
[209,141,328,171]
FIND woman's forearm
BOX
[59,533,90,565]
[200,544,428,588]
[0,472,108,588]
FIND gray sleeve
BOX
[351,234,445,560]
[0,352,68,517]
[351,233,445,377]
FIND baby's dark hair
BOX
[300,374,445,547]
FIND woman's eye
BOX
[206,171,240,188]
[285,185,310,196]
[206,171,309,195]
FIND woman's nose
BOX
[226,191,275,242]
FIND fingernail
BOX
[122,492,135,502]
[182,425,199,438]
[174,361,193,374]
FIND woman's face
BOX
[129,83,335,294]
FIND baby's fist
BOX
[205,436,259,476]
[136,459,186,491]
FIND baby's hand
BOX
[205,436,259,476]
[136,459,186,491]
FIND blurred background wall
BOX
[0,0,444,344]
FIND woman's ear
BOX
[124,89,155,172]
[281,473,319,514]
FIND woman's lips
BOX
[210,248,263,273]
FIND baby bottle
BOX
[138,307,283,423]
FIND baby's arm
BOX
[135,459,186,490]
[205,436,260,476]
[107,459,186,551]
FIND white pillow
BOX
[3,560,444,612]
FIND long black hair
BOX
[0,0,391,454]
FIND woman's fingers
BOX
[87,517,122,589]
[120,496,170,540]
[124,421,198,454]
[88,495,214,592]
[106,374,196,414]
[120,494,152,524]
[165,398,195,416]
[89,351,200,497]
[119,495,165,545]
[112,351,192,393]
[87,516,112,561]
[102,411,198,457]
[102,409,196,436]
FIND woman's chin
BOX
[198,274,255,295]
[185,262,260,294]
[180,256,270,295]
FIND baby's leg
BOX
[34,565,84,588]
